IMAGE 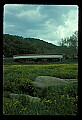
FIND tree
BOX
[58,31,78,58]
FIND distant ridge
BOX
[3,34,77,58]
[3,34,62,57]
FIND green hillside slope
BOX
[3,34,77,58]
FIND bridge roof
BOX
[13,53,64,57]
[13,54,63,59]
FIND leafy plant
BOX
[3,63,78,115]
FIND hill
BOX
[3,34,61,57]
[3,34,77,57]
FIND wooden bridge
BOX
[13,54,64,63]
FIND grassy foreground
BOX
[3,63,78,115]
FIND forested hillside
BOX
[3,33,78,57]
[3,34,59,57]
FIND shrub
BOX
[3,64,78,115]
[3,97,25,115]
[3,77,35,95]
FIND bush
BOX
[3,82,78,115]
[3,97,28,115]
[3,64,78,115]
[3,77,35,95]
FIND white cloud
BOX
[8,24,15,28]
[24,8,78,45]
[36,9,78,45]
[4,4,24,16]
[16,6,47,21]
[65,10,78,29]
[3,23,16,33]
[56,26,65,39]
[53,9,78,44]
[4,4,24,10]
[4,5,78,45]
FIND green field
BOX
[3,63,78,115]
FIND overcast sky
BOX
[3,4,78,45]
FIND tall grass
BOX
[3,64,78,81]
[3,63,78,115]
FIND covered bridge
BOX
[13,54,64,63]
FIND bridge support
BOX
[60,58,62,61]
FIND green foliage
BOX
[3,82,78,115]
[3,77,35,95]
[58,31,78,57]
[3,64,78,82]
[3,33,77,58]
[3,32,78,58]
[3,34,36,57]
[3,64,78,115]
[3,97,28,115]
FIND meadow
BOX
[3,63,78,115]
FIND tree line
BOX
[3,31,78,58]
[58,31,78,58]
